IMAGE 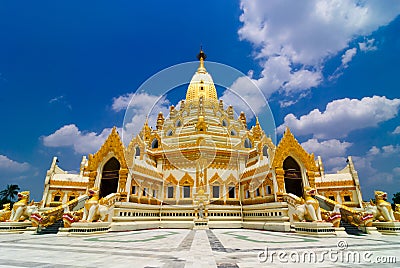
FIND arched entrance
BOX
[283,156,303,197]
[100,157,120,198]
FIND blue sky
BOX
[0,1,399,201]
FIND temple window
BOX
[255,188,260,197]
[329,195,335,201]
[263,145,268,157]
[135,146,140,157]
[344,195,351,202]
[143,188,148,197]
[176,120,181,127]
[153,189,157,198]
[132,185,137,195]
[53,194,61,202]
[230,130,236,136]
[167,186,174,198]
[212,185,220,198]
[151,139,159,149]
[228,186,235,198]
[68,194,76,201]
[266,185,271,195]
[222,119,228,127]
[245,190,250,199]
[166,129,173,136]
[244,138,252,148]
[183,186,190,198]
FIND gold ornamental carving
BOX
[272,128,318,173]
[86,127,128,172]
[49,179,87,188]
[315,180,355,187]
[179,172,194,186]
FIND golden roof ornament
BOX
[156,112,164,130]
[253,116,262,141]
[239,111,247,129]
[196,48,207,74]
[142,118,151,141]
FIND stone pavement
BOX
[0,229,399,267]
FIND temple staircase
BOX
[30,195,89,232]
[315,194,371,234]
[36,220,64,235]
[340,221,365,236]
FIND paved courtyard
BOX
[0,229,398,267]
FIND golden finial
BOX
[196,47,207,73]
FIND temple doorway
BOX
[283,156,303,197]
[100,157,120,198]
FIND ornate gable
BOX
[225,174,238,185]
[179,172,194,186]
[272,128,317,172]
[87,127,127,171]
[165,174,178,185]
[209,172,224,185]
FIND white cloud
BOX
[341,48,357,68]
[238,0,400,100]
[278,96,400,139]
[301,138,352,172]
[120,93,171,144]
[301,138,352,158]
[284,69,322,93]
[367,146,380,156]
[49,95,64,104]
[328,47,358,80]
[48,95,72,110]
[42,124,113,154]
[353,144,400,189]
[359,38,378,52]
[392,126,400,134]
[112,92,170,113]
[382,145,400,155]
[221,76,268,119]
[0,155,30,172]
[366,144,400,156]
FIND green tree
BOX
[393,192,400,205]
[0,184,20,207]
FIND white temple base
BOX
[294,222,336,237]
[0,222,32,233]
[243,222,291,232]
[193,218,209,229]
[58,222,110,236]
[372,221,400,235]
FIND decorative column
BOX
[118,168,129,201]
[307,170,315,188]
[88,171,97,189]
[275,168,285,192]
[275,168,285,202]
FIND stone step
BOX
[36,220,64,235]
[340,221,365,235]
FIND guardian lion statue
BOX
[394,204,400,221]
[81,188,110,222]
[293,187,323,222]
[8,191,38,222]
[0,203,11,222]
[372,191,397,222]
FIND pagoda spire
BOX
[196,47,207,74]
[185,48,218,102]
